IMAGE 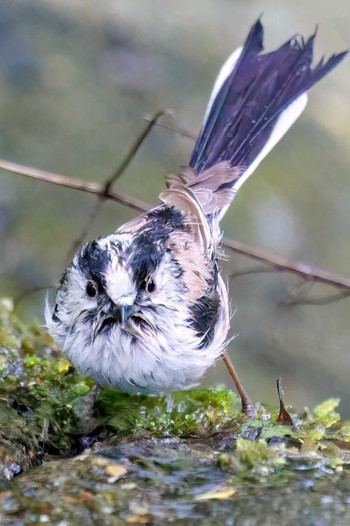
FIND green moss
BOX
[1,298,350,481]
[96,385,241,438]
[236,438,286,470]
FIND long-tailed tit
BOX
[46,20,346,415]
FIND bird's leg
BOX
[221,352,256,418]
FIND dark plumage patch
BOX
[128,378,143,389]
[129,205,186,286]
[129,231,163,286]
[57,269,69,294]
[52,305,61,323]
[98,317,116,335]
[82,308,98,324]
[146,205,184,228]
[190,291,220,349]
[77,239,111,289]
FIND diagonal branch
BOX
[281,280,315,305]
[0,158,150,213]
[2,157,350,293]
[283,289,350,306]
[67,110,171,258]
[105,109,172,194]
[230,266,278,279]
[143,116,197,141]
[67,198,105,260]
[223,237,350,290]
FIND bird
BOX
[46,20,346,416]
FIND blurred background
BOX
[0,0,349,413]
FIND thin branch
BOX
[67,110,170,258]
[230,266,278,279]
[282,281,314,305]
[143,117,197,141]
[0,158,150,213]
[222,237,350,290]
[67,198,105,259]
[282,289,350,306]
[105,109,172,194]
[2,157,350,295]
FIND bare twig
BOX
[2,157,350,297]
[282,289,350,306]
[105,110,172,194]
[230,266,278,279]
[0,158,149,213]
[282,281,315,305]
[68,199,105,259]
[67,110,171,258]
[143,117,197,141]
[223,237,350,290]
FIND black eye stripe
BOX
[78,240,111,280]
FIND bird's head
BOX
[46,230,186,356]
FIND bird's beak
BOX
[96,302,134,336]
[110,303,134,327]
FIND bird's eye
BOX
[141,276,156,294]
[146,278,156,293]
[86,280,98,298]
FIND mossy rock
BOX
[0,297,350,486]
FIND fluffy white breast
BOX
[56,274,230,394]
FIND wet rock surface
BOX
[1,439,350,525]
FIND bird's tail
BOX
[184,20,346,219]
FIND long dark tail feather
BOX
[189,20,347,180]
